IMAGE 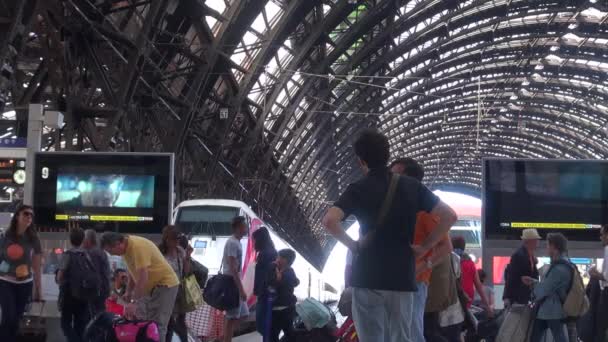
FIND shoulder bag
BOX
[358,173,400,250]
[203,260,240,311]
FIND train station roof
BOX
[2,0,607,268]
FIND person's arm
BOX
[56,253,69,285]
[180,248,191,275]
[414,201,457,258]
[283,268,300,288]
[125,273,135,300]
[131,267,149,300]
[32,237,43,301]
[229,256,247,300]
[124,268,148,320]
[429,235,453,265]
[322,207,358,253]
[32,253,42,301]
[416,235,452,275]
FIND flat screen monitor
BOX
[34,152,173,233]
[483,158,608,241]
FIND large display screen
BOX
[483,159,608,241]
[34,152,173,232]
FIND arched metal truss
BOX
[1,0,607,268]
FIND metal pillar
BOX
[24,104,43,205]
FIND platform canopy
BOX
[1,0,607,268]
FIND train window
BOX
[175,205,240,236]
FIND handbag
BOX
[203,259,240,311]
[17,302,46,342]
[295,298,332,331]
[495,304,535,342]
[178,274,204,313]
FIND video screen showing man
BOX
[56,174,154,208]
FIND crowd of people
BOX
[1,128,608,342]
[323,129,608,342]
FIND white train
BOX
[173,199,334,304]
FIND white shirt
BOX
[601,245,608,290]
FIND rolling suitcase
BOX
[16,302,47,342]
[496,305,534,342]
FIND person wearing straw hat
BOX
[503,228,541,307]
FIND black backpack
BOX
[66,249,102,300]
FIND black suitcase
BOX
[16,302,47,342]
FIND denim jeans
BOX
[0,280,33,342]
[352,287,414,342]
[531,319,568,342]
[413,282,428,342]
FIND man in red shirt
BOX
[390,158,453,342]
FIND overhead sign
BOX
[0,138,26,148]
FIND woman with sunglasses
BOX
[0,205,43,340]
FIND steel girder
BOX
[4,0,608,268]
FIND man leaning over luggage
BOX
[390,157,454,342]
[101,232,179,342]
[322,129,457,342]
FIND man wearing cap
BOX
[503,228,541,307]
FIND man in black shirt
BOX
[322,129,457,342]
[503,228,540,306]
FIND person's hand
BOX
[503,299,511,308]
[124,302,137,319]
[240,289,247,301]
[521,276,536,287]
[411,245,429,259]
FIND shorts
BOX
[225,300,249,320]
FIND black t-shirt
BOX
[334,167,439,291]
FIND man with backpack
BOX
[58,227,104,342]
[522,233,576,342]
[322,129,457,342]
[82,228,111,315]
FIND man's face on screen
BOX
[81,175,124,207]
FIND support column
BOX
[24,104,43,205]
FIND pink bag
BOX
[113,319,160,342]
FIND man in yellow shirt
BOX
[101,232,179,342]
